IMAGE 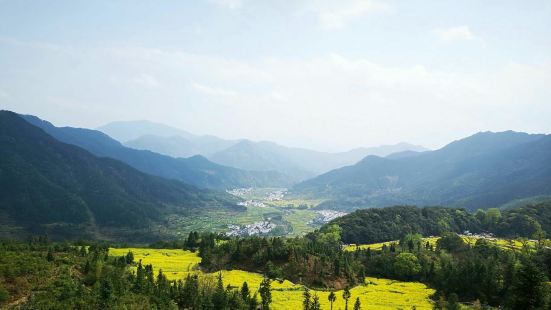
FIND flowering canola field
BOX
[110,248,435,309]
[343,236,538,252]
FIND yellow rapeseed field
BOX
[344,236,539,252]
[110,247,435,309]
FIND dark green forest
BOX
[0,111,240,241]
[331,202,551,244]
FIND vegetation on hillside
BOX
[0,111,240,240]
[331,203,551,245]
[23,114,292,189]
[197,208,551,309]
[292,131,551,211]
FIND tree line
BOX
[196,226,551,309]
[0,239,273,309]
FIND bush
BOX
[0,286,9,303]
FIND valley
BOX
[158,188,341,238]
[2,2,550,308]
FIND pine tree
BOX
[241,281,250,301]
[47,248,54,262]
[212,272,227,309]
[328,291,337,310]
[509,259,547,309]
[342,286,351,310]
[353,297,361,310]
[249,293,259,310]
[311,294,321,310]
[259,277,272,310]
[303,288,311,310]
[125,251,134,264]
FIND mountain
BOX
[292,131,551,211]
[97,120,197,142]
[0,111,240,240]
[23,115,291,189]
[99,120,237,156]
[209,140,428,180]
[385,150,425,159]
[125,134,199,158]
[98,120,427,178]
[209,140,316,181]
[125,134,237,158]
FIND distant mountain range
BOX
[3,110,551,241]
[23,116,291,189]
[98,120,428,180]
[0,111,240,240]
[98,120,238,157]
[292,131,551,211]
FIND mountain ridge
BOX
[23,115,292,189]
[292,131,551,211]
[0,111,240,240]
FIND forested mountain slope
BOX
[0,111,240,240]
[293,131,551,211]
[23,115,291,189]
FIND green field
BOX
[155,188,330,238]
[110,248,435,309]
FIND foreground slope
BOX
[23,115,291,189]
[293,131,551,210]
[0,111,239,239]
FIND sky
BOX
[1,0,550,152]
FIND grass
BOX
[110,247,435,309]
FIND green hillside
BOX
[23,115,291,190]
[293,131,551,211]
[0,111,240,240]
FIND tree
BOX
[259,277,272,310]
[436,233,467,253]
[485,208,501,229]
[212,272,227,309]
[0,285,9,304]
[249,293,259,310]
[353,297,361,310]
[47,248,54,262]
[241,281,250,301]
[342,286,351,310]
[328,290,337,310]
[509,259,547,309]
[125,251,134,264]
[311,294,321,310]
[303,288,311,310]
[394,252,421,279]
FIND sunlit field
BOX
[110,248,434,309]
[343,236,540,252]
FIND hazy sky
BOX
[1,0,550,151]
